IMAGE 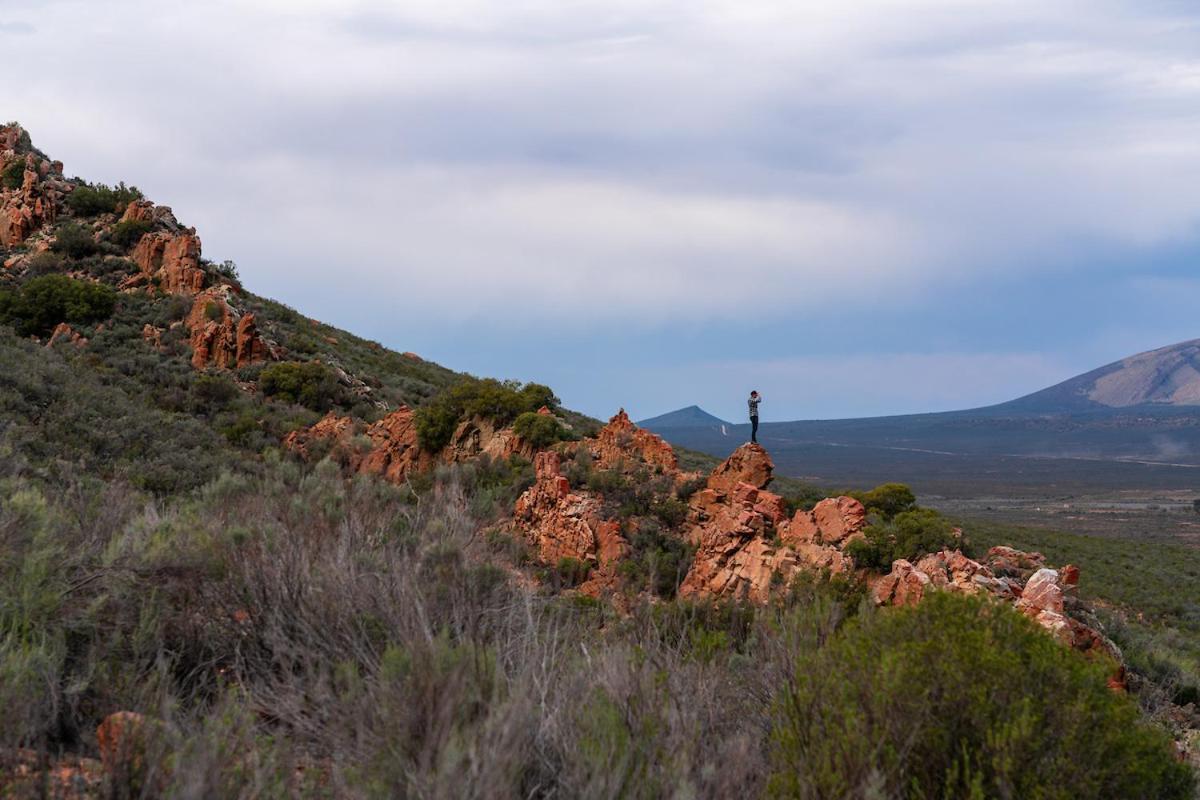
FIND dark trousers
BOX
[751,416,759,443]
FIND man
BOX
[748,390,761,444]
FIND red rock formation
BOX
[131,231,206,294]
[282,413,357,461]
[679,444,866,602]
[45,322,86,348]
[185,287,274,369]
[590,408,678,472]
[706,442,773,495]
[359,407,435,482]
[0,150,62,247]
[512,451,630,596]
[96,711,147,772]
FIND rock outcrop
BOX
[0,127,69,247]
[184,286,275,370]
[284,407,536,485]
[130,230,207,295]
[589,408,678,472]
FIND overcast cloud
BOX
[5,0,1200,419]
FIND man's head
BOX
[750,390,758,398]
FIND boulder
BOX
[706,442,774,495]
[96,711,148,772]
[870,559,930,607]
[185,287,275,369]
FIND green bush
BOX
[554,557,593,588]
[109,218,154,249]
[65,181,142,217]
[619,520,693,598]
[851,482,917,520]
[1,158,26,190]
[0,274,116,336]
[51,222,98,259]
[512,410,568,448]
[768,592,1193,799]
[415,377,559,452]
[844,507,958,571]
[259,361,343,412]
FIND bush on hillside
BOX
[844,507,958,571]
[619,519,694,598]
[851,482,917,520]
[768,592,1193,799]
[259,361,343,412]
[415,377,558,452]
[109,218,154,249]
[51,222,98,259]
[1,158,25,190]
[512,410,569,448]
[66,181,142,217]
[0,274,116,336]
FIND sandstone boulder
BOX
[706,442,773,494]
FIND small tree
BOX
[0,274,116,336]
[1193,499,1200,515]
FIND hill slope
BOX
[996,338,1200,413]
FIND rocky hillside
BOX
[2,122,1196,796]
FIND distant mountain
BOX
[994,338,1200,414]
[637,405,731,429]
[641,339,1200,496]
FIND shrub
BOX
[258,361,343,411]
[1194,498,1200,515]
[415,377,559,452]
[768,592,1194,799]
[851,482,917,520]
[844,507,958,571]
[619,520,693,598]
[109,218,154,249]
[512,410,568,448]
[23,252,64,277]
[1,158,25,190]
[0,274,116,336]
[65,181,142,217]
[554,557,593,588]
[51,222,98,259]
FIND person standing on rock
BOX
[748,390,762,444]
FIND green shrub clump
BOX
[0,274,117,336]
[512,410,569,448]
[66,181,142,217]
[1,158,26,190]
[109,218,154,249]
[851,482,916,520]
[415,377,558,452]
[259,361,343,411]
[769,592,1194,799]
[845,507,959,571]
[51,222,98,259]
[619,520,693,598]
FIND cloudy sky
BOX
[6,0,1200,420]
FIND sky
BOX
[5,0,1200,421]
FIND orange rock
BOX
[46,321,86,348]
[706,442,773,495]
[870,559,930,607]
[185,288,274,369]
[591,408,678,472]
[282,413,356,461]
[96,711,147,772]
[131,231,206,294]
[809,496,867,545]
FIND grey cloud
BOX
[0,21,35,34]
